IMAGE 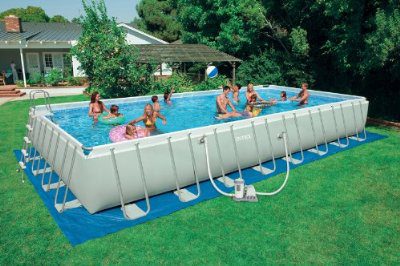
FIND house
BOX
[0,16,169,87]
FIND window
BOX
[44,54,53,68]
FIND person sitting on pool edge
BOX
[89,91,110,121]
[290,82,310,105]
[129,103,167,132]
[152,95,161,113]
[216,86,241,119]
[102,104,123,119]
[164,88,174,105]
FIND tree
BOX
[134,0,181,42]
[71,0,155,98]
[0,6,49,22]
[50,15,69,23]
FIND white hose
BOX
[256,132,290,196]
[203,137,235,197]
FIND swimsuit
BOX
[144,117,155,127]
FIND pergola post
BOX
[19,47,27,88]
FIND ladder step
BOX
[32,167,52,176]
[282,157,303,165]
[174,188,198,202]
[308,148,328,156]
[252,165,274,175]
[26,124,33,131]
[18,161,26,170]
[42,181,65,192]
[21,149,28,157]
[330,141,342,147]
[23,137,31,144]
[216,176,235,187]
[55,199,82,213]
[124,204,147,220]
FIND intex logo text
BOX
[235,134,252,142]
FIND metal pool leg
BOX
[330,105,348,148]
[167,137,198,202]
[109,145,151,220]
[40,126,54,190]
[334,104,350,147]
[282,114,304,165]
[349,101,367,142]
[44,132,64,191]
[307,109,328,156]
[187,133,201,199]
[229,125,243,179]
[251,121,274,175]
[54,144,81,213]
[214,128,235,187]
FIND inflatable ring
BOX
[109,125,148,143]
[98,113,126,125]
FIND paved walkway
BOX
[0,87,85,106]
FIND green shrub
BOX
[193,75,229,91]
[44,68,63,86]
[66,76,86,86]
[28,72,44,86]
[149,73,193,95]
[15,80,24,88]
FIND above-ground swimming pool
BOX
[23,85,368,214]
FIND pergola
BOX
[134,44,242,83]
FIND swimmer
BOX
[232,83,242,103]
[245,94,262,117]
[89,91,110,122]
[280,91,287,101]
[216,86,241,119]
[152,95,161,113]
[125,124,149,140]
[102,104,123,119]
[164,88,174,105]
[290,82,310,105]
[129,104,166,131]
[245,83,265,103]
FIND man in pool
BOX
[216,86,241,119]
[290,82,310,105]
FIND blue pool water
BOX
[51,88,344,147]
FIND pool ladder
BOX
[18,90,54,182]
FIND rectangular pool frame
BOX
[21,85,368,215]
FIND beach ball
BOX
[206,66,218,79]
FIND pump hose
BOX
[202,131,291,198]
[203,137,235,197]
[255,132,290,196]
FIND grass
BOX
[0,95,399,264]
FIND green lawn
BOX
[0,95,399,264]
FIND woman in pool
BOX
[89,92,109,121]
[102,104,123,119]
[129,104,167,131]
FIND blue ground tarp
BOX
[14,131,385,246]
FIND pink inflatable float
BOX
[109,125,148,143]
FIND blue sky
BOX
[0,0,140,22]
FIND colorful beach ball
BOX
[206,66,218,79]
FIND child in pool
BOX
[102,105,123,119]
[152,95,161,113]
[245,94,262,117]
[164,88,174,105]
[125,124,149,140]
[280,91,287,101]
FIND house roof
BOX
[135,44,242,63]
[0,22,81,42]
